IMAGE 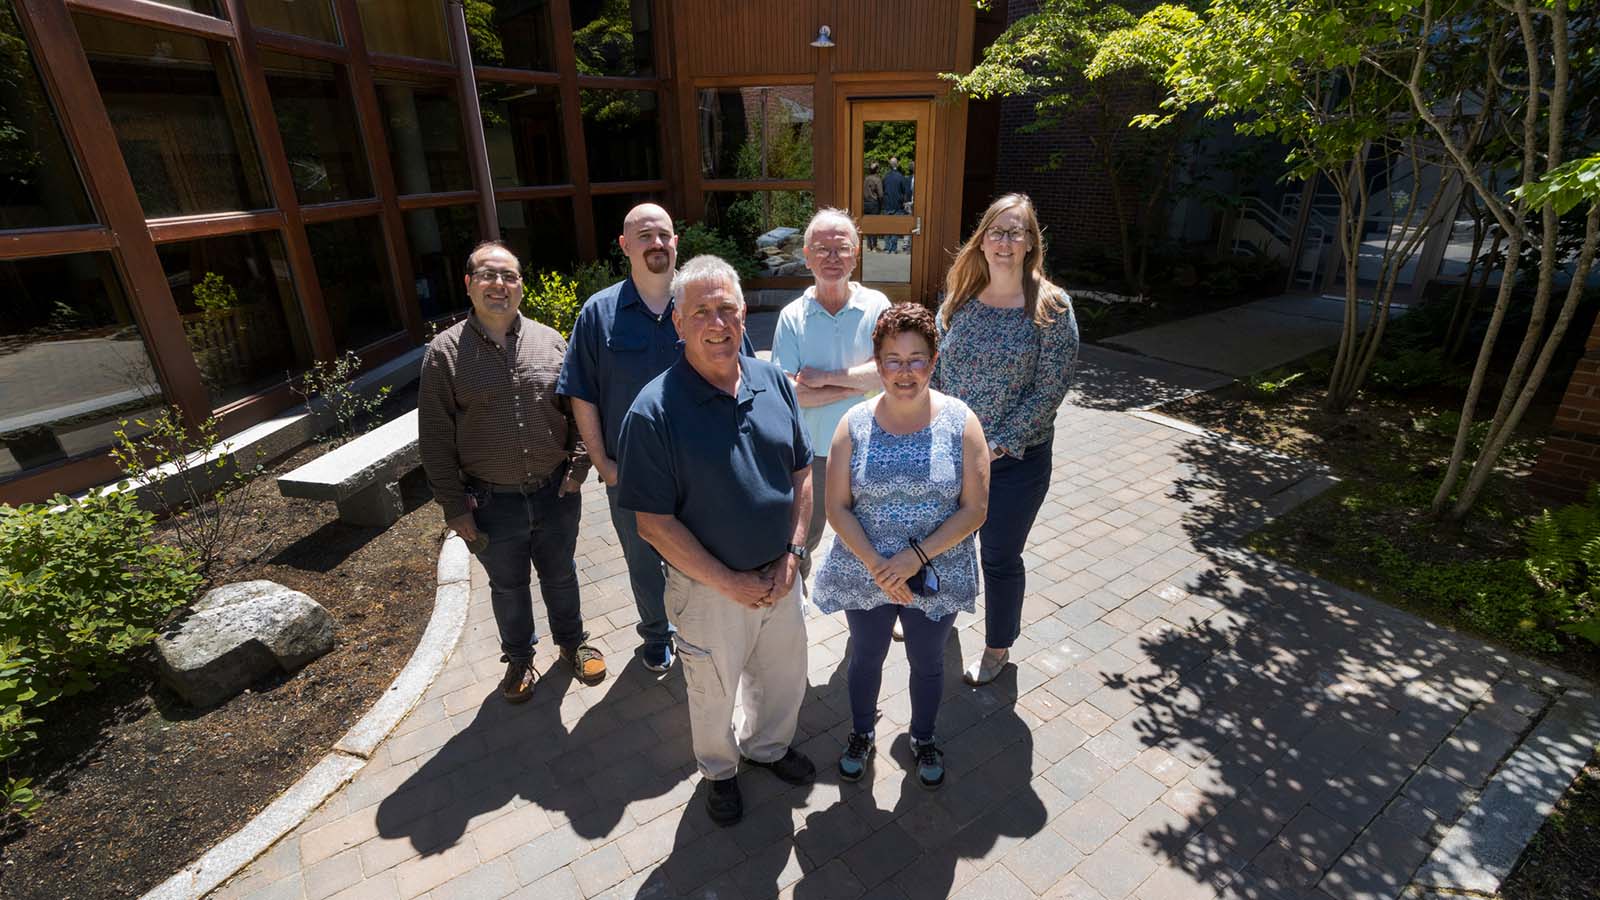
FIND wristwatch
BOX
[785,543,808,561]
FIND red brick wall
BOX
[1532,329,1600,498]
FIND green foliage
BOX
[1369,348,1467,392]
[1522,487,1600,648]
[675,221,760,281]
[110,408,264,577]
[572,258,622,305]
[862,122,914,171]
[191,272,237,316]
[1514,154,1600,217]
[1242,369,1305,401]
[572,0,640,78]
[0,491,199,705]
[292,352,391,446]
[521,271,581,338]
[1,638,41,823]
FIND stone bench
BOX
[277,409,419,527]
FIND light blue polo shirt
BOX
[770,284,892,455]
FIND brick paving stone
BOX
[392,841,478,899]
[1001,826,1085,894]
[508,867,583,900]
[304,849,364,900]
[1272,805,1355,870]
[508,827,589,886]
[1243,841,1324,897]
[952,864,1034,900]
[1046,748,1117,803]
[571,843,633,897]
[1053,796,1129,853]
[1063,703,1115,735]
[1075,834,1159,900]
[1046,872,1112,899]
[1094,765,1168,821]
[1400,765,1479,825]
[428,857,518,900]
[1425,713,1520,788]
[839,821,920,888]
[326,874,401,900]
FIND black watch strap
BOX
[786,543,808,560]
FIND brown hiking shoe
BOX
[500,657,537,703]
[560,642,607,684]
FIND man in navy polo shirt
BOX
[559,204,756,673]
[618,255,816,827]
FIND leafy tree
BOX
[948,0,1200,296]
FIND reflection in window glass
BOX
[0,253,164,479]
[863,121,917,215]
[591,191,659,261]
[356,0,448,60]
[405,205,479,321]
[245,0,339,43]
[703,191,816,278]
[570,0,653,76]
[698,87,813,181]
[75,15,270,218]
[0,4,96,229]
[156,233,314,407]
[480,82,566,188]
[469,1,555,70]
[144,0,221,14]
[306,217,403,351]
[498,199,577,276]
[581,89,659,183]
[262,52,372,205]
[377,73,471,195]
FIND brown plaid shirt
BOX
[418,313,590,519]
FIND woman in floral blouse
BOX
[934,193,1079,686]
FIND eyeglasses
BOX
[880,357,931,372]
[472,269,523,285]
[985,227,1029,244]
[808,245,856,260]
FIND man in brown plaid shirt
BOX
[418,241,605,703]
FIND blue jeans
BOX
[981,437,1054,650]
[844,605,958,742]
[471,481,585,660]
[606,484,673,650]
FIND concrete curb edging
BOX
[140,534,471,900]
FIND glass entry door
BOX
[850,99,932,303]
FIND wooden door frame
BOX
[847,98,933,303]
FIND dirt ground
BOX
[0,420,441,899]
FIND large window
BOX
[156,233,314,407]
[245,0,340,43]
[405,205,479,321]
[0,254,164,479]
[377,73,472,195]
[307,216,403,352]
[469,1,556,71]
[480,83,566,187]
[498,199,577,276]
[262,53,373,205]
[581,88,659,183]
[570,0,653,77]
[356,0,449,61]
[75,15,271,219]
[699,87,814,181]
[0,3,95,229]
[703,191,816,278]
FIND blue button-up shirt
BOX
[616,355,813,572]
[557,277,756,457]
[770,284,891,454]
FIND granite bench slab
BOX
[277,409,419,527]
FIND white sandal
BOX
[963,648,1009,685]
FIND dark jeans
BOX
[844,605,958,742]
[471,481,585,661]
[981,437,1054,650]
[606,484,673,648]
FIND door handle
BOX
[911,216,922,235]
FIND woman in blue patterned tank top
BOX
[813,305,991,789]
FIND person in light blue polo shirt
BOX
[558,204,754,673]
[771,208,890,580]
[618,255,816,827]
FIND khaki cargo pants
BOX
[665,565,808,781]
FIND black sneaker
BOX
[742,747,817,786]
[499,656,537,704]
[838,732,875,782]
[912,738,945,790]
[706,776,742,826]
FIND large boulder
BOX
[156,580,336,707]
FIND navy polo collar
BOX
[680,354,764,406]
[618,277,673,316]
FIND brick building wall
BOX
[1531,320,1600,498]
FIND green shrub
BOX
[1241,368,1306,401]
[1,637,40,823]
[1522,487,1600,647]
[521,270,581,338]
[1370,348,1466,392]
[292,351,392,446]
[675,221,760,281]
[0,491,200,704]
[572,258,621,305]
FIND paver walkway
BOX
[214,340,1587,900]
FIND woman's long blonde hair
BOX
[939,193,1067,329]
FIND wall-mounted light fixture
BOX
[810,25,835,48]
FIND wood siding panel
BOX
[677,0,820,78]
[834,0,963,74]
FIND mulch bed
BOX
[0,403,442,899]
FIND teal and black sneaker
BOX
[911,737,945,789]
[838,732,875,782]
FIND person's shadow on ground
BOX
[375,654,694,856]
[635,625,1048,897]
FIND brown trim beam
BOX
[589,179,671,197]
[474,65,562,86]
[0,226,116,260]
[549,0,595,258]
[301,197,386,223]
[445,0,497,239]
[369,53,458,78]
[147,209,287,243]
[494,185,578,202]
[700,180,816,194]
[64,0,233,40]
[574,74,658,91]
[396,190,481,211]
[254,30,349,64]
[692,73,816,88]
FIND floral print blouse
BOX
[933,294,1079,457]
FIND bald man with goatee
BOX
[558,205,754,673]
